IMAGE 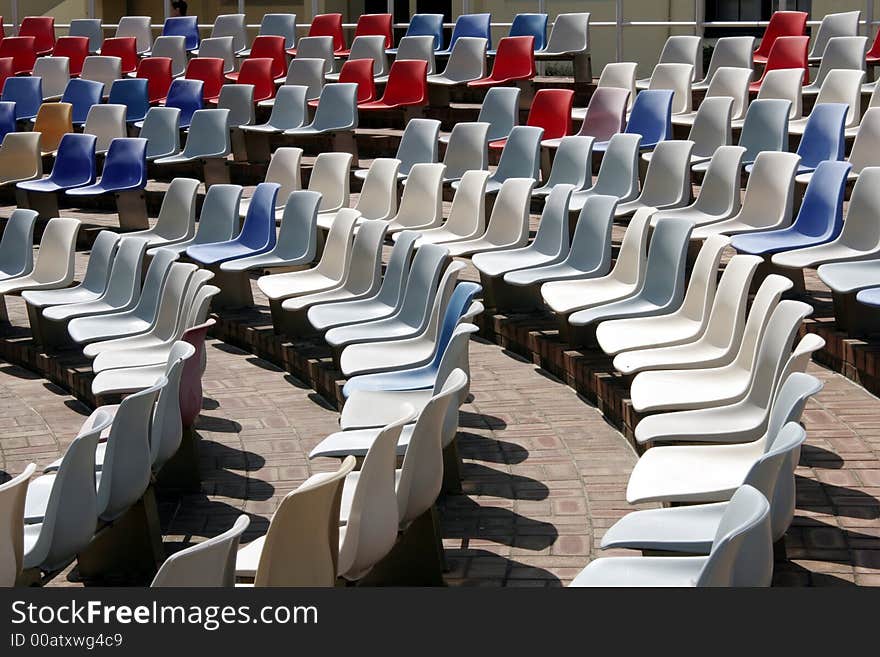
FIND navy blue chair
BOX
[389,13,445,53]
[163,78,204,128]
[437,13,492,55]
[186,182,281,265]
[793,103,848,174]
[488,13,548,55]
[595,89,673,152]
[18,133,97,193]
[61,78,104,125]
[108,78,150,123]
[2,76,42,120]
[0,101,16,142]
[66,138,148,198]
[162,16,200,51]
[731,160,850,256]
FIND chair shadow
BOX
[458,461,550,501]
[437,495,558,550]
[63,399,92,416]
[158,497,272,547]
[459,409,507,430]
[796,475,880,519]
[456,431,529,465]
[194,414,243,434]
[0,364,39,379]
[196,437,266,473]
[799,444,845,469]
[245,356,284,372]
[443,548,563,587]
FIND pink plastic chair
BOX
[578,87,630,142]
[179,319,214,428]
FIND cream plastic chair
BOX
[326,35,387,79]
[411,170,490,246]
[541,206,650,315]
[651,145,745,228]
[629,298,811,413]
[376,35,435,81]
[428,36,487,86]
[234,457,356,586]
[617,139,693,217]
[646,62,694,114]
[33,57,70,99]
[692,151,798,239]
[733,68,803,128]
[441,122,490,182]
[196,37,235,74]
[772,167,880,269]
[241,86,308,135]
[445,178,534,257]
[809,11,860,61]
[533,136,593,196]
[635,35,702,88]
[595,61,637,111]
[316,158,399,231]
[0,209,38,280]
[692,37,754,90]
[309,152,352,214]
[82,104,127,154]
[791,69,864,136]
[80,55,123,94]
[294,36,334,75]
[677,67,751,127]
[123,177,199,248]
[0,463,36,586]
[385,163,445,234]
[0,133,42,187]
[651,98,731,166]
[150,35,187,77]
[802,36,867,95]
[569,133,640,212]
[596,235,731,356]
[152,515,250,587]
[614,268,787,376]
[115,16,153,53]
[239,148,302,219]
[268,58,324,104]
[148,184,241,258]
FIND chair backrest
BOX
[838,167,880,249]
[598,61,637,110]
[98,137,147,190]
[639,217,693,306]
[789,160,849,238]
[342,218,387,295]
[394,35,436,75]
[444,170,490,236]
[152,515,249,587]
[69,18,103,53]
[210,14,247,52]
[379,59,428,106]
[810,10,860,58]
[2,76,41,119]
[760,35,809,85]
[563,195,616,274]
[313,209,359,283]
[337,59,375,104]
[252,457,355,586]
[236,182,280,251]
[448,13,492,51]
[810,36,867,88]
[180,109,231,159]
[648,62,693,114]
[849,107,880,172]
[80,56,122,93]
[108,78,150,123]
[438,36,486,82]
[692,144,745,215]
[163,79,203,127]
[396,243,449,328]
[591,133,640,199]
[493,125,542,182]
[197,36,235,73]
[443,122,490,178]
[259,13,297,49]
[704,66,751,121]
[531,184,573,257]
[0,57,17,93]
[376,231,419,310]
[697,485,773,587]
[483,178,534,247]
[217,84,255,126]
[688,96,733,160]
[344,35,388,76]
[527,88,573,141]
[355,158,399,220]
[150,341,197,469]
[730,274,793,371]
[186,57,225,100]
[542,136,593,191]
[115,15,152,53]
[162,15,200,50]
[0,37,36,75]
[283,58,325,99]
[579,86,628,142]
[0,132,42,184]
[656,34,702,79]
[306,12,344,51]
[0,209,38,277]
[101,36,139,73]
[263,147,302,207]
[636,139,693,209]
[83,104,128,153]
[696,254,762,351]
[33,102,72,154]
[353,14,393,49]
[607,206,651,287]
[756,68,803,119]
[396,118,440,176]
[78,230,120,295]
[0,463,36,586]
[32,56,70,98]
[308,152,352,212]
[295,36,334,74]
[310,83,358,131]
[754,11,808,60]
[48,132,96,188]
[700,37,754,84]
[61,77,104,123]
[97,236,147,309]
[625,89,673,146]
[141,107,181,159]
[477,87,519,142]
[813,69,863,128]
[796,103,847,169]
[394,163,444,229]
[150,36,187,77]
[731,151,797,232]
[0,102,13,144]
[488,36,536,81]
[193,184,243,245]
[738,99,790,163]
[508,13,548,51]
[676,234,729,324]
[154,177,199,241]
[132,247,178,323]
[273,190,319,262]
[235,58,275,103]
[405,13,445,50]
[19,16,55,54]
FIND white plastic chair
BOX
[533,136,593,196]
[316,158,399,231]
[733,69,802,128]
[152,515,250,587]
[594,61,637,112]
[790,69,864,135]
[196,37,235,74]
[440,122,490,181]
[0,217,80,302]
[284,83,358,136]
[148,184,241,257]
[617,139,693,217]
[0,463,36,586]
[428,36,487,85]
[82,104,127,154]
[647,62,694,115]
[386,163,445,234]
[81,56,122,94]
[268,58,324,104]
[692,37,754,90]
[413,170,490,246]
[124,177,199,248]
[0,209,38,280]
[150,35,187,77]
[809,11,861,61]
[675,67,751,127]
[218,84,255,127]
[377,35,436,81]
[802,35,867,95]
[115,16,153,53]
[445,178,534,257]
[659,96,731,165]
[569,133,640,212]
[636,35,702,88]
[33,57,70,100]
[243,86,308,134]
[69,18,104,54]
[204,14,247,53]
[294,36,334,75]
[240,147,302,218]
[472,125,542,194]
[309,152,352,213]
[0,133,43,187]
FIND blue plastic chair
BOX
[389,13,445,53]
[0,101,16,142]
[162,16,200,51]
[856,286,880,307]
[17,133,97,193]
[108,78,150,123]
[163,78,204,128]
[61,78,104,125]
[731,160,850,256]
[436,13,492,55]
[2,76,42,120]
[792,103,848,174]
[66,138,147,198]
[342,281,482,397]
[595,89,673,152]
[186,182,280,265]
[488,13,548,55]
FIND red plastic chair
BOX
[358,59,428,110]
[231,57,276,102]
[468,36,536,88]
[18,16,55,55]
[753,11,808,64]
[137,57,173,103]
[749,36,810,91]
[0,58,13,95]
[186,57,226,102]
[288,13,345,55]
[0,36,36,75]
[100,36,139,74]
[867,29,880,66]
[490,88,574,150]
[310,58,375,108]
[338,14,393,56]
[227,35,287,81]
[52,36,89,76]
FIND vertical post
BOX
[311,0,319,22]
[89,0,96,20]
[11,0,18,29]
[694,0,704,38]
[387,0,394,15]
[867,0,874,38]
[164,0,171,19]
[616,0,623,62]
[238,0,245,16]
[778,0,788,11]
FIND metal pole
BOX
[11,0,18,29]
[867,0,874,38]
[616,0,623,62]
[238,0,245,15]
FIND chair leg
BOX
[331,131,359,167]
[115,189,150,230]
[441,440,463,495]
[242,132,272,163]
[154,426,201,494]
[573,52,593,85]
[22,190,60,222]
[202,158,231,187]
[230,127,249,162]
[208,267,255,310]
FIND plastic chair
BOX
[293,36,334,75]
[445,178,534,258]
[647,62,694,114]
[674,66,751,126]
[569,133,641,211]
[18,16,55,55]
[186,57,225,102]
[308,152,352,213]
[101,36,138,74]
[151,184,241,258]
[692,36,754,90]
[357,118,439,180]
[228,58,274,103]
[196,36,235,74]
[32,57,70,100]
[533,137,593,197]
[82,104,128,154]
[489,13,547,56]
[216,84,254,127]
[749,36,810,91]
[339,13,392,56]
[538,12,591,58]
[0,101,14,144]
[376,36,436,82]
[391,14,444,53]
[725,98,790,170]
[287,13,344,55]
[135,57,173,104]
[491,88,571,150]
[441,122,490,182]
[754,10,808,64]
[284,83,358,135]
[636,35,702,88]
[161,15,200,51]
[67,137,147,201]
[79,56,122,96]
[802,36,867,95]
[51,36,88,77]
[595,61,637,111]
[0,58,13,97]
[787,102,848,174]
[140,106,181,160]
[326,35,387,80]
[203,14,247,53]
[595,88,673,152]
[617,139,693,217]
[427,36,486,86]
[323,58,374,105]
[162,78,203,128]
[68,18,103,54]
[472,87,519,143]
[1,77,41,120]
[152,515,248,587]
[0,217,81,298]
[250,13,297,52]
[0,133,42,186]
[0,463,36,586]
[0,37,37,75]
[231,36,287,81]
[478,126,542,194]
[272,58,325,103]
[243,85,307,134]
[155,108,230,164]
[552,86,628,149]
[0,209,38,280]
[385,163,445,233]
[239,147,301,216]
[437,13,492,56]
[18,133,95,193]
[115,16,152,54]
[149,36,187,78]
[468,36,535,88]
[678,96,733,165]
[795,70,864,136]
[108,78,149,123]
[316,158,399,230]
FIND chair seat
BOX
[633,401,768,446]
[66,181,142,196]
[358,100,419,110]
[90,362,165,397]
[596,315,702,356]
[339,388,433,430]
[339,335,435,378]
[22,287,102,308]
[186,242,262,266]
[307,299,396,332]
[473,249,559,279]
[613,341,730,376]
[542,278,635,314]
[68,315,152,344]
[309,424,413,459]
[257,270,338,302]
[772,244,867,269]
[23,473,57,523]
[730,227,832,255]
[91,341,176,372]
[18,179,83,193]
[505,262,598,287]
[568,555,708,587]
[630,366,751,413]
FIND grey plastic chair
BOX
[636,35,702,88]
[197,37,235,74]
[428,36,487,86]
[809,10,861,61]
[240,147,302,218]
[81,56,122,95]
[477,125,542,194]
[269,58,324,104]
[317,158,399,230]
[539,12,591,57]
[647,62,694,114]
[0,209,38,280]
[126,177,199,248]
[326,35,387,79]
[217,84,255,127]
[475,87,519,143]
[294,36,334,75]
[309,152,352,213]
[152,515,250,587]
[149,185,241,259]
[82,104,127,154]
[533,136,593,197]
[139,107,181,160]
[243,85,308,134]
[356,118,439,180]
[692,37,755,90]
[617,139,693,217]
[803,36,867,95]
[69,18,104,53]
[205,14,247,53]
[684,96,733,164]
[569,133,641,211]
[412,170,490,246]
[0,462,35,586]
[441,122,490,182]
[155,109,231,164]
[255,13,298,50]
[445,179,534,257]
[284,83,358,135]
[377,35,436,81]
[115,16,152,53]
[675,66,751,126]
[386,163,445,234]
[595,62,637,112]
[150,36,188,77]
[735,98,791,167]
[792,69,864,135]
[32,57,70,100]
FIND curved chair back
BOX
[704,66,752,120]
[217,84,256,126]
[141,107,181,160]
[2,77,41,120]
[308,152,352,213]
[273,190,319,262]
[693,145,745,215]
[281,58,324,100]
[403,14,444,51]
[0,133,42,184]
[648,62,693,114]
[756,68,803,119]
[632,139,693,211]
[0,209,38,278]
[566,195,617,274]
[69,18,104,54]
[180,109,231,159]
[444,122,490,179]
[108,78,150,123]
[49,132,97,187]
[32,56,70,98]
[295,36,334,74]
[796,103,847,170]
[444,170,490,237]
[150,37,187,78]
[162,15,200,50]
[625,88,673,148]
[101,36,139,74]
[237,182,281,252]
[0,463,36,586]
[98,137,148,191]
[396,118,440,176]
[755,11,808,61]
[540,136,593,192]
[493,125,542,182]
[809,11,860,59]
[186,57,225,101]
[209,14,247,53]
[579,86,628,142]
[343,35,388,76]
[590,133,640,199]
[598,61,637,110]
[258,13,297,50]
[436,36,486,82]
[477,87,519,142]
[445,13,492,52]
[735,151,798,229]
[197,37,235,73]
[163,79,203,128]
[309,83,358,131]
[83,104,127,153]
[115,16,153,53]
[738,98,791,163]
[152,515,248,587]
[688,96,733,160]
[698,37,754,86]
[356,158,399,220]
